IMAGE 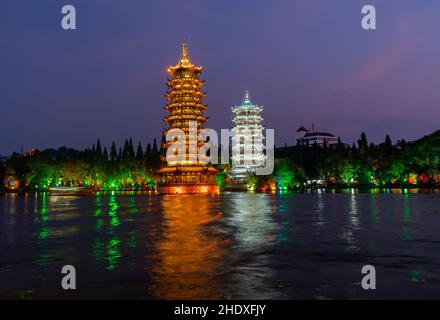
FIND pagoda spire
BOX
[168,41,202,73]
[243,88,252,105]
[180,41,190,66]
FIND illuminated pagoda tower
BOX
[228,89,266,187]
[156,42,219,194]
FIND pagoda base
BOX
[157,183,219,194]
[156,166,219,194]
[224,183,249,192]
[224,174,253,191]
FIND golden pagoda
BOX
[156,42,219,194]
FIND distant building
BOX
[24,148,37,156]
[297,125,338,147]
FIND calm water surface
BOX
[1,191,440,299]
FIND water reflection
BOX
[315,193,326,227]
[92,195,122,270]
[1,191,440,299]
[369,194,380,225]
[400,195,425,284]
[339,193,360,252]
[227,194,277,248]
[222,193,281,299]
[151,195,225,299]
[402,194,412,241]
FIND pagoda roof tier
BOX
[164,115,208,123]
[165,103,208,111]
[168,42,203,74]
[162,126,208,132]
[167,79,205,86]
[162,142,207,150]
[162,139,207,144]
[167,83,204,89]
[166,90,205,96]
[232,106,263,113]
[232,89,263,111]
[166,94,205,101]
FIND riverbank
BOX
[2,186,440,195]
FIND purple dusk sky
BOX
[1,0,439,155]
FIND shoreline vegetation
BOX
[1,130,440,193]
[2,188,440,196]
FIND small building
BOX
[297,126,338,147]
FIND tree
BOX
[152,139,158,156]
[110,142,117,162]
[351,142,357,152]
[145,143,152,165]
[129,138,135,160]
[358,132,368,152]
[384,134,392,149]
[96,138,103,160]
[336,137,345,152]
[122,139,129,161]
[274,158,305,190]
[136,142,143,161]
[152,139,159,167]
[103,147,109,162]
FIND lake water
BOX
[1,191,440,299]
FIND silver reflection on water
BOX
[222,193,281,299]
[339,192,360,252]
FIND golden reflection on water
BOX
[151,194,226,299]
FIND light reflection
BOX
[228,194,277,248]
[37,193,49,240]
[409,266,426,283]
[274,194,292,242]
[8,193,18,215]
[108,196,120,229]
[94,239,105,263]
[369,193,380,225]
[349,193,359,228]
[224,193,281,299]
[35,193,50,266]
[107,237,121,270]
[315,194,326,227]
[340,193,360,252]
[93,195,122,270]
[151,195,225,299]
[402,194,412,241]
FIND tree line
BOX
[1,138,161,191]
[268,130,440,191]
[2,130,440,192]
